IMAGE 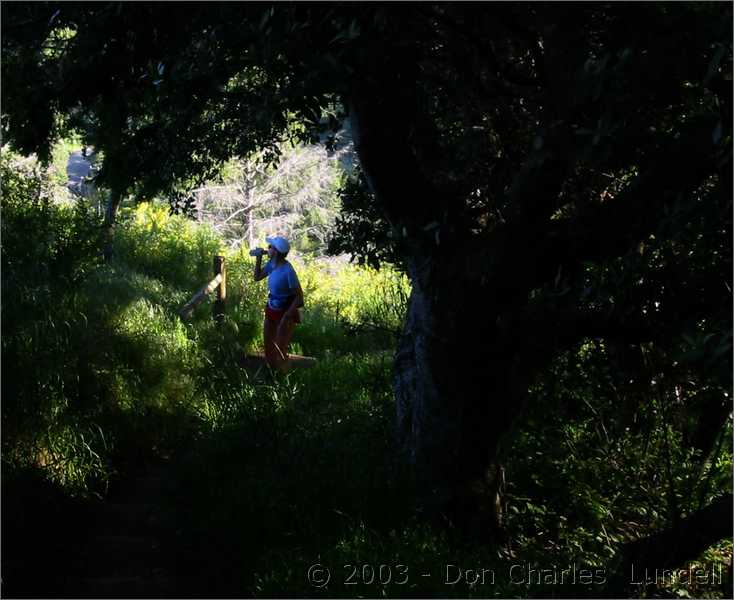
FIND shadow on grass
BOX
[1,464,94,598]
[158,355,399,595]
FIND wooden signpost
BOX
[178,256,226,322]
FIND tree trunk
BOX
[394,257,526,538]
[247,207,254,250]
[348,80,528,540]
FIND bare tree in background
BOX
[192,131,354,255]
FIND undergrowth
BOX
[2,147,731,598]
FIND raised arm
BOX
[253,250,268,281]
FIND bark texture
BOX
[392,260,527,536]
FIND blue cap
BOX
[266,236,290,255]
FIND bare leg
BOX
[274,318,297,372]
[263,317,280,369]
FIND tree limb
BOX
[494,113,720,300]
[605,493,733,596]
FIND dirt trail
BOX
[66,149,94,196]
[61,456,188,597]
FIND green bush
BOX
[114,202,223,291]
[2,147,107,494]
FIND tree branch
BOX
[496,300,654,370]
[492,113,721,302]
[414,5,541,90]
[605,493,733,596]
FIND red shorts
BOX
[265,304,301,325]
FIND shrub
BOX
[114,202,222,291]
[2,147,106,495]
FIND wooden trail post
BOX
[178,255,226,322]
[213,255,226,326]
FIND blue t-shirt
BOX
[263,260,300,310]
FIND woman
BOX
[251,236,304,371]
